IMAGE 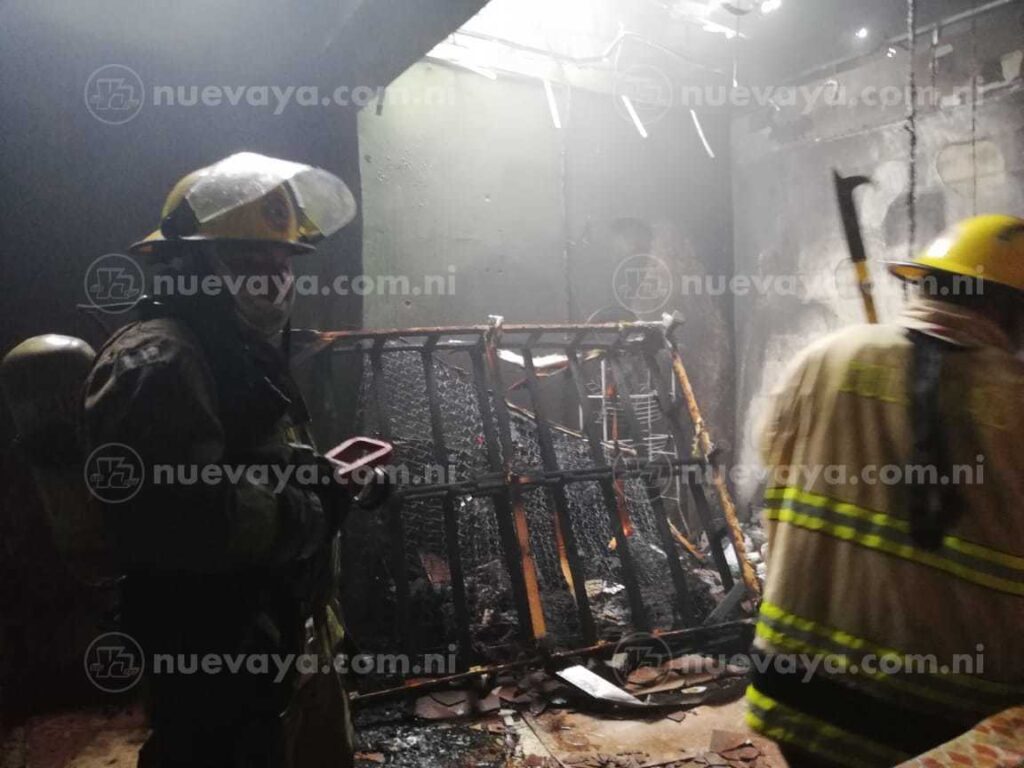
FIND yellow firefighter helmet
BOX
[887,214,1024,293]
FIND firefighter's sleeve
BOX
[757,340,824,475]
[83,326,326,573]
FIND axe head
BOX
[833,170,874,264]
[833,170,873,199]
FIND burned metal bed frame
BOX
[306,316,758,681]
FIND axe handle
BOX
[854,261,879,324]
[834,171,879,324]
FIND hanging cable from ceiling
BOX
[970,17,979,216]
[906,0,918,265]
[738,16,745,86]
[721,1,752,87]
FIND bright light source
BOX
[690,109,716,159]
[761,0,782,14]
[886,47,897,58]
[543,79,561,130]
[701,19,743,39]
[855,27,870,40]
[620,95,648,139]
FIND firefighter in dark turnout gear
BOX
[83,153,358,767]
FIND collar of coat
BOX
[899,296,1015,352]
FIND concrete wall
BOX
[358,61,737,445]
[730,4,1024,504]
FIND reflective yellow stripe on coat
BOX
[764,487,1024,597]
[754,600,1024,717]
[746,685,910,768]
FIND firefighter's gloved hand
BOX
[348,466,390,510]
[285,443,330,480]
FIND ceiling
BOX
[707,0,1006,81]
[440,0,1008,87]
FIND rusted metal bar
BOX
[564,345,649,632]
[300,322,666,365]
[661,336,760,597]
[468,345,535,646]
[604,348,695,627]
[391,457,704,501]
[480,332,547,642]
[520,344,597,645]
[349,619,755,707]
[599,359,636,541]
[313,320,665,344]
[702,582,749,626]
[421,339,473,669]
[692,482,735,592]
[323,341,642,357]
[297,319,676,365]
[369,341,413,657]
[669,521,705,562]
[640,342,736,592]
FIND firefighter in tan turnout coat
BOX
[747,215,1024,767]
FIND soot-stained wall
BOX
[730,5,1024,506]
[358,61,737,447]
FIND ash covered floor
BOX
[0,699,786,768]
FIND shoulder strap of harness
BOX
[906,328,960,549]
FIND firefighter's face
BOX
[214,243,297,336]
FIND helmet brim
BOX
[128,231,316,257]
[885,261,932,283]
[885,259,984,284]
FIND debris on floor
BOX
[0,682,786,768]
[620,652,749,703]
[556,666,647,709]
[414,689,477,720]
[354,691,786,767]
[354,706,514,768]
[0,708,145,768]
[520,701,786,767]
[373,637,786,767]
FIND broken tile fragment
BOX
[709,729,752,754]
